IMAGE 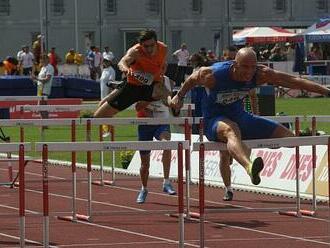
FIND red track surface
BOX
[0,160,329,248]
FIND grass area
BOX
[1,97,328,167]
[275,97,330,134]
[2,110,138,168]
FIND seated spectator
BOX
[74,53,84,65]
[222,46,238,61]
[0,57,18,75]
[65,48,76,64]
[308,44,323,61]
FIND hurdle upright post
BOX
[71,120,77,221]
[42,144,50,248]
[300,116,317,217]
[295,117,302,217]
[98,125,105,185]
[328,136,330,209]
[311,117,317,212]
[199,143,205,248]
[18,144,25,248]
[177,142,185,248]
[110,125,116,184]
[86,120,92,221]
[184,118,191,218]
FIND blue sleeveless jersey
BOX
[201,61,257,119]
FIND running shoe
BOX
[163,183,176,195]
[250,157,264,185]
[136,189,148,204]
[223,190,234,201]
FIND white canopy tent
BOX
[233,27,295,45]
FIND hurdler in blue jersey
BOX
[170,47,330,201]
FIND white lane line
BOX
[0,232,57,248]
[75,220,201,248]
[2,168,329,246]
[203,219,330,246]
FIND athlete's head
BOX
[233,47,257,82]
[139,29,158,55]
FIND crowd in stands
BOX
[0,34,115,80]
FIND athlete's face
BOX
[235,58,257,82]
[141,38,157,55]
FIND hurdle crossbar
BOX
[36,141,190,152]
[0,96,47,101]
[192,135,330,151]
[0,118,80,127]
[18,104,97,112]
[0,143,32,152]
[81,117,195,126]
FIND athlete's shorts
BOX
[107,81,155,111]
[138,124,171,155]
[204,112,279,141]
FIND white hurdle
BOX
[0,143,31,248]
[35,140,189,248]
[193,136,330,248]
[0,96,47,101]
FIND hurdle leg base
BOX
[92,180,114,186]
[76,214,91,222]
[57,216,77,222]
[279,211,302,217]
[300,210,315,216]
[169,212,200,220]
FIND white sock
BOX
[141,186,147,191]
[163,178,170,185]
[226,186,233,192]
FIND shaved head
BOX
[235,47,257,64]
[232,47,257,82]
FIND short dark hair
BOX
[138,29,157,43]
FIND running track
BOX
[0,160,329,248]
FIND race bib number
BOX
[216,91,247,105]
[132,71,154,85]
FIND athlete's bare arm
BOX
[118,47,139,75]
[170,66,215,109]
[257,66,330,96]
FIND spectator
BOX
[308,44,323,61]
[20,46,34,76]
[102,46,115,61]
[48,47,61,76]
[17,45,26,73]
[32,34,44,64]
[269,46,285,61]
[74,53,84,65]
[93,47,102,80]
[206,50,217,64]
[198,47,208,61]
[222,45,238,61]
[65,48,76,64]
[285,43,295,61]
[0,57,18,75]
[172,43,190,86]
[86,46,96,79]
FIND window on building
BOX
[51,0,65,16]
[316,0,328,12]
[232,0,245,13]
[106,0,117,14]
[192,0,202,13]
[0,0,10,16]
[171,30,182,51]
[147,0,160,14]
[274,0,286,12]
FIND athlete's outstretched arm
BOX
[118,48,138,75]
[257,67,330,96]
[170,66,215,109]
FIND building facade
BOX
[0,0,328,60]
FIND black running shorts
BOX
[107,82,155,111]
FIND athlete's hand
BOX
[169,94,184,112]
